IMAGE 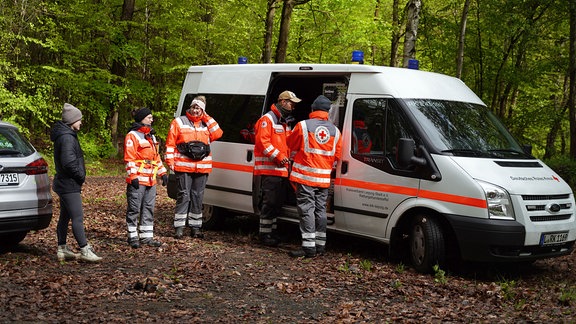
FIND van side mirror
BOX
[397,138,426,168]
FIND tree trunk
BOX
[402,0,421,68]
[262,0,280,63]
[109,0,135,155]
[390,0,401,67]
[274,0,310,63]
[570,0,576,159]
[371,0,381,65]
[456,0,471,79]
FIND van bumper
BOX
[444,214,575,262]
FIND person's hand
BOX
[161,174,168,187]
[201,112,211,123]
[277,157,289,167]
[131,178,139,189]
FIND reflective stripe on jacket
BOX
[165,115,223,174]
[287,110,342,188]
[124,130,167,186]
[254,104,290,177]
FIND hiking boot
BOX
[259,234,279,247]
[142,239,162,247]
[57,245,79,261]
[316,246,326,256]
[129,240,140,249]
[289,248,316,258]
[191,228,204,239]
[79,244,102,263]
[174,227,184,239]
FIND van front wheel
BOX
[202,204,225,230]
[409,215,445,273]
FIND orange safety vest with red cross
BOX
[287,110,342,188]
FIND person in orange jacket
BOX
[165,96,223,239]
[287,95,342,258]
[254,90,301,246]
[124,107,168,248]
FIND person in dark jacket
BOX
[50,103,102,262]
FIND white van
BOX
[168,63,576,272]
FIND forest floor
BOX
[1,175,576,323]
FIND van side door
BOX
[334,97,420,239]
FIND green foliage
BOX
[433,264,447,285]
[359,259,372,272]
[497,278,517,301]
[544,156,576,191]
[0,0,572,161]
[558,287,576,306]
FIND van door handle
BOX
[247,149,253,162]
[341,161,348,174]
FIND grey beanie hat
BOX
[311,95,332,112]
[62,103,82,125]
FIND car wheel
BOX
[409,214,445,273]
[202,204,225,230]
[0,231,28,248]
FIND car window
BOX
[0,126,35,156]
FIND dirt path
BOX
[0,176,575,322]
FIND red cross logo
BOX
[315,126,330,144]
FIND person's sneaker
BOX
[57,245,79,261]
[174,227,184,239]
[288,248,316,258]
[129,240,140,249]
[259,234,279,247]
[79,244,102,263]
[191,228,204,239]
[142,239,162,247]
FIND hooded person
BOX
[253,90,301,247]
[165,96,223,239]
[286,95,343,258]
[50,103,102,263]
[124,107,168,248]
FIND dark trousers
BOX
[126,184,157,242]
[259,175,287,235]
[56,192,87,248]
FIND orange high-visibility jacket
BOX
[287,110,342,188]
[254,104,290,177]
[124,127,167,186]
[352,120,372,154]
[165,114,223,174]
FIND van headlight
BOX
[478,180,515,220]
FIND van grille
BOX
[530,214,572,222]
[520,194,574,223]
[522,194,570,200]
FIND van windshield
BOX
[404,99,530,159]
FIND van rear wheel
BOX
[202,204,225,230]
[409,215,445,273]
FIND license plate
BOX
[540,232,569,246]
[0,173,19,185]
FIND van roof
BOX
[185,64,484,105]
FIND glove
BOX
[131,178,139,189]
[161,174,168,187]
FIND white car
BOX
[0,121,52,249]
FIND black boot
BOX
[191,227,204,239]
[259,233,279,247]
[289,247,316,258]
[174,227,184,239]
